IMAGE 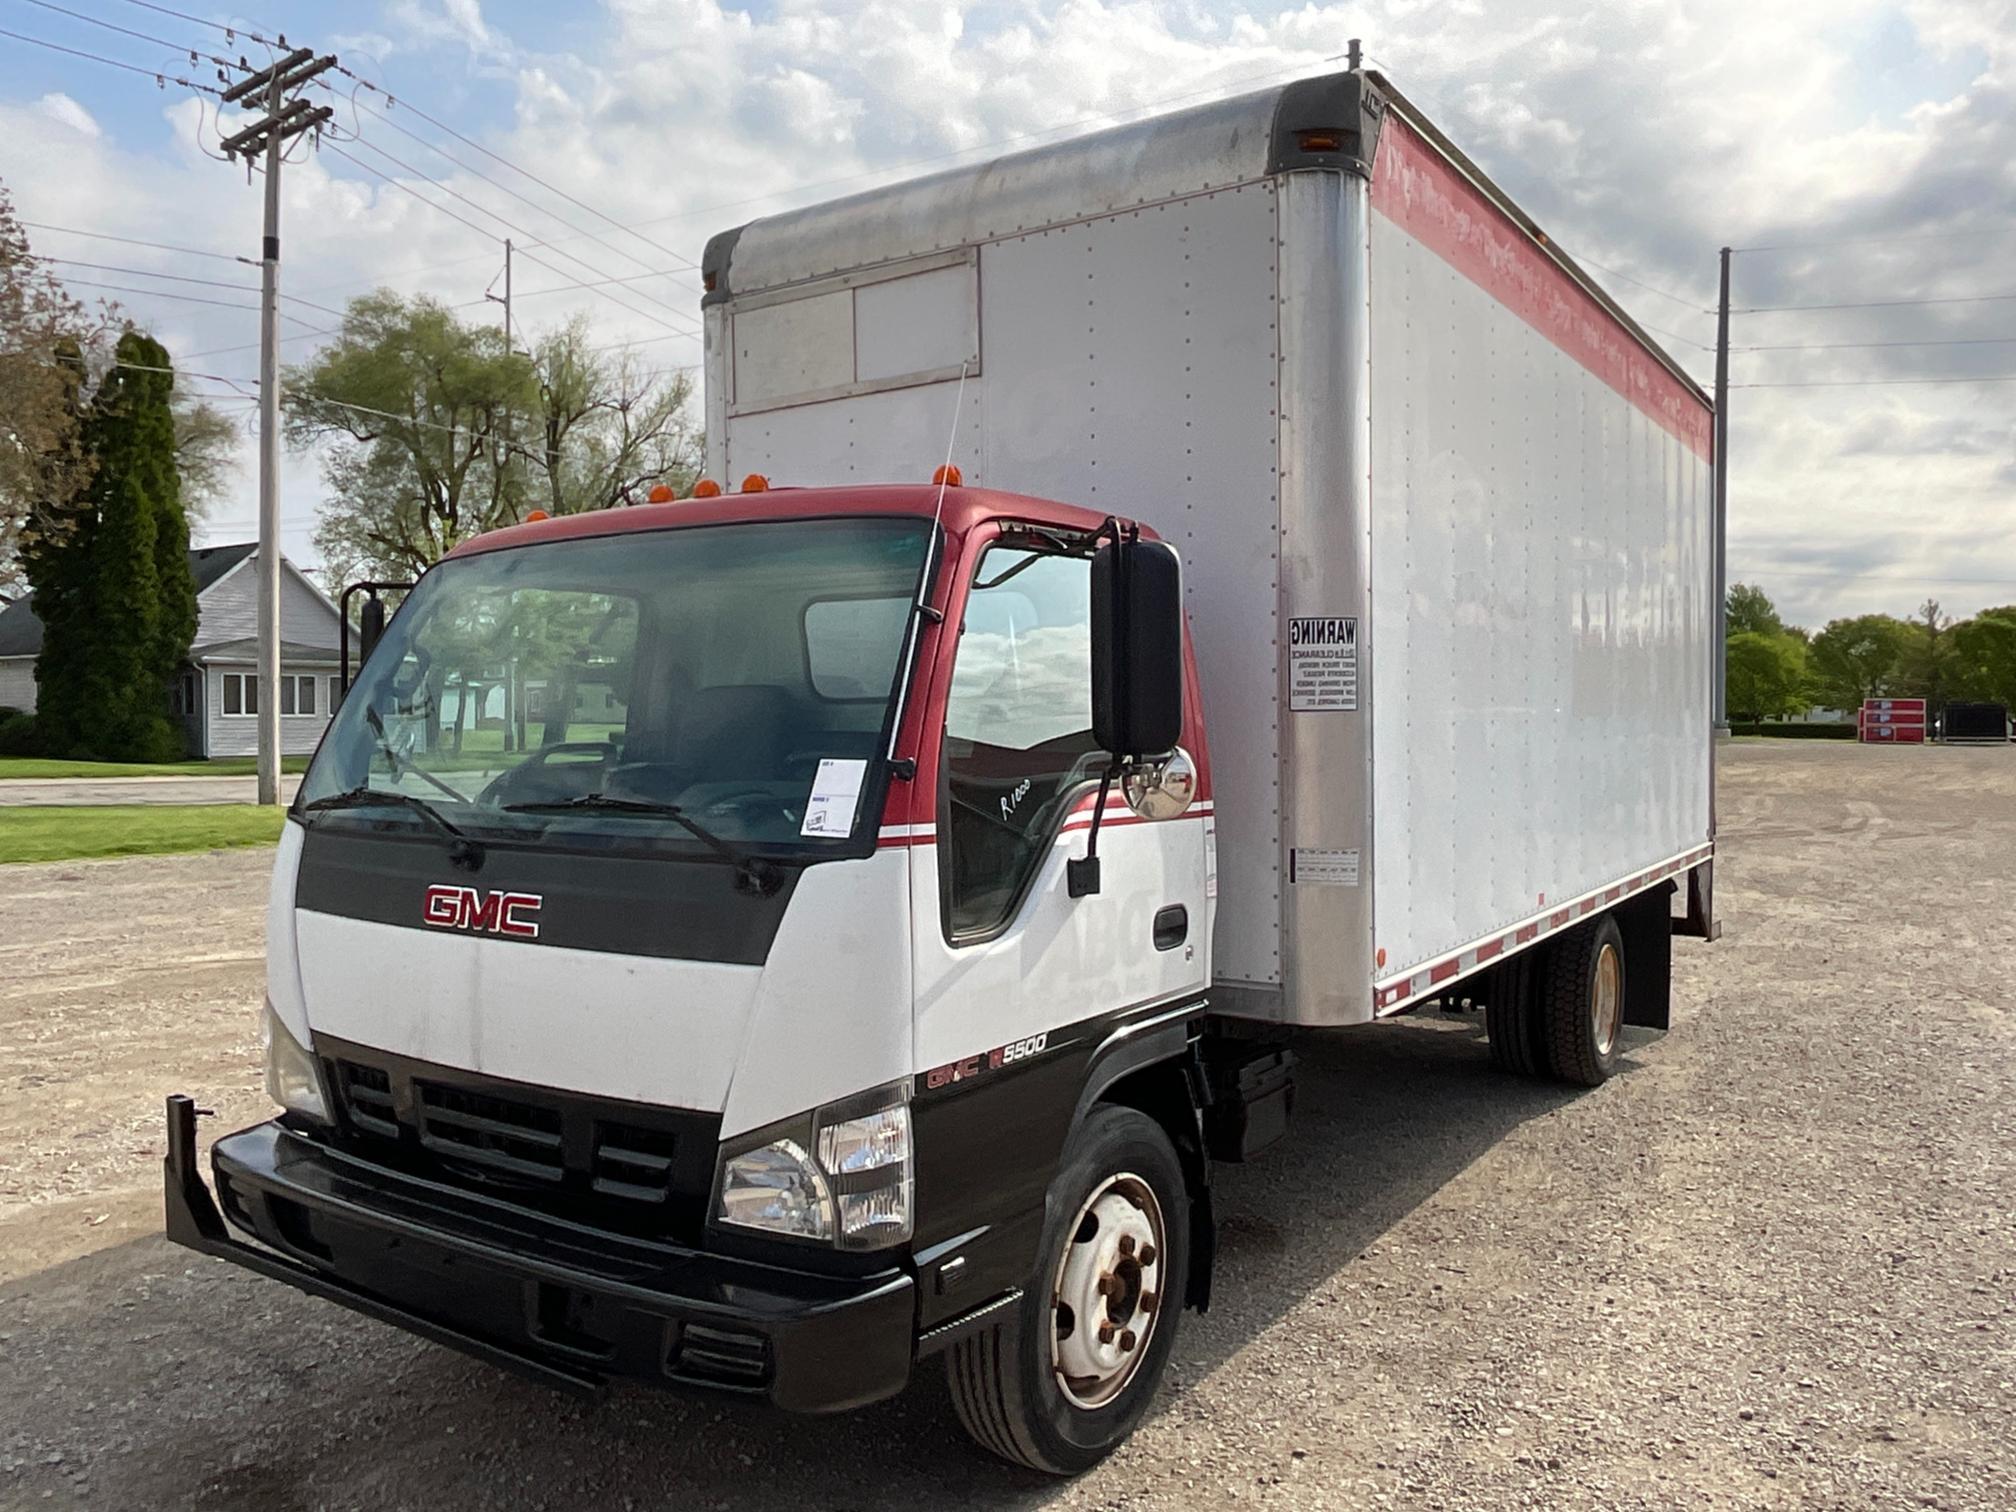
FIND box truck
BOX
[166,64,1717,1473]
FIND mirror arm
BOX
[1067,761,1120,899]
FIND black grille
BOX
[417,1081,565,1183]
[322,1041,720,1239]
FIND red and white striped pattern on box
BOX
[1860,698,1927,743]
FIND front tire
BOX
[948,1104,1190,1474]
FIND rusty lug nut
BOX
[1097,1274,1120,1298]
[1098,1321,1118,1345]
[1119,1330,1138,1352]
[1117,1235,1136,1257]
[1139,1244,1157,1267]
[1140,1291,1159,1314]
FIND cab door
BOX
[907,524,1211,1084]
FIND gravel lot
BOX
[2,741,2012,1510]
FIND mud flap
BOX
[1620,884,1675,1030]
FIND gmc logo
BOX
[422,884,542,939]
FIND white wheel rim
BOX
[1050,1172,1166,1410]
[1591,941,1622,1057]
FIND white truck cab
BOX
[168,64,1716,1474]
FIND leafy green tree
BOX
[289,292,534,584]
[1726,583,1785,638]
[1726,630,1810,721]
[0,185,101,597]
[1948,607,2016,709]
[1807,613,1916,711]
[26,332,197,760]
[291,297,700,586]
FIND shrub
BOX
[0,707,40,755]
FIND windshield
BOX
[300,517,931,854]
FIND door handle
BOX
[1153,905,1188,951]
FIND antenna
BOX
[884,360,971,766]
[930,358,971,536]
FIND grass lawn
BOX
[0,755,312,780]
[0,804,288,864]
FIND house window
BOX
[279,674,318,717]
[223,673,259,717]
[169,671,199,716]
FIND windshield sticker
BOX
[801,758,869,838]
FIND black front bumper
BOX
[163,1096,915,1414]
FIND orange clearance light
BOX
[741,473,770,493]
[691,478,723,498]
[932,463,962,486]
[1375,946,1387,968]
[1297,128,1344,152]
[646,483,676,503]
[524,509,550,523]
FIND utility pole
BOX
[221,48,336,805]
[1713,245,1731,733]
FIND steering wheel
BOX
[694,784,796,823]
[475,741,616,807]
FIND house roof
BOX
[0,594,40,658]
[0,543,283,662]
[191,638,342,665]
[190,541,259,593]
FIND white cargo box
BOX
[701,70,1715,1026]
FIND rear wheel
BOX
[948,1105,1189,1474]
[1538,915,1627,1086]
[1485,954,1545,1076]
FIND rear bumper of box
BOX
[162,1096,915,1414]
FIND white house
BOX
[0,543,347,757]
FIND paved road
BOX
[0,773,302,806]
[1,743,2012,1509]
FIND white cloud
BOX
[35,92,100,139]
[1,0,2008,622]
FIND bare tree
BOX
[529,317,700,516]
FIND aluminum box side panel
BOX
[977,185,1287,994]
[1366,158,1713,989]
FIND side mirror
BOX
[1091,534,1184,761]
[359,595,388,663]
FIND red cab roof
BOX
[445,484,1123,561]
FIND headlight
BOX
[261,998,329,1123]
[717,1138,834,1242]
[716,1086,912,1250]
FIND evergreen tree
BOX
[28,332,197,760]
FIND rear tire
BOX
[1538,914,1627,1086]
[948,1105,1190,1475]
[1485,954,1545,1076]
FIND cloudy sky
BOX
[1,0,2011,628]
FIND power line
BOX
[331,65,703,283]
[1736,337,2016,352]
[1732,228,2016,254]
[20,220,245,263]
[1635,318,1714,353]
[1734,292,2016,314]
[109,0,252,33]
[0,24,223,92]
[321,80,700,299]
[326,136,699,339]
[1572,254,1710,315]
[1732,375,2016,388]
[59,275,326,326]
[17,0,245,71]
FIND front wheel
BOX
[948,1105,1190,1474]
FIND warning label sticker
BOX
[1291,848,1361,887]
[1288,616,1358,711]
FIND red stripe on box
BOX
[1371,117,1713,461]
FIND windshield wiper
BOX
[363,704,469,805]
[301,785,483,868]
[502,794,782,896]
